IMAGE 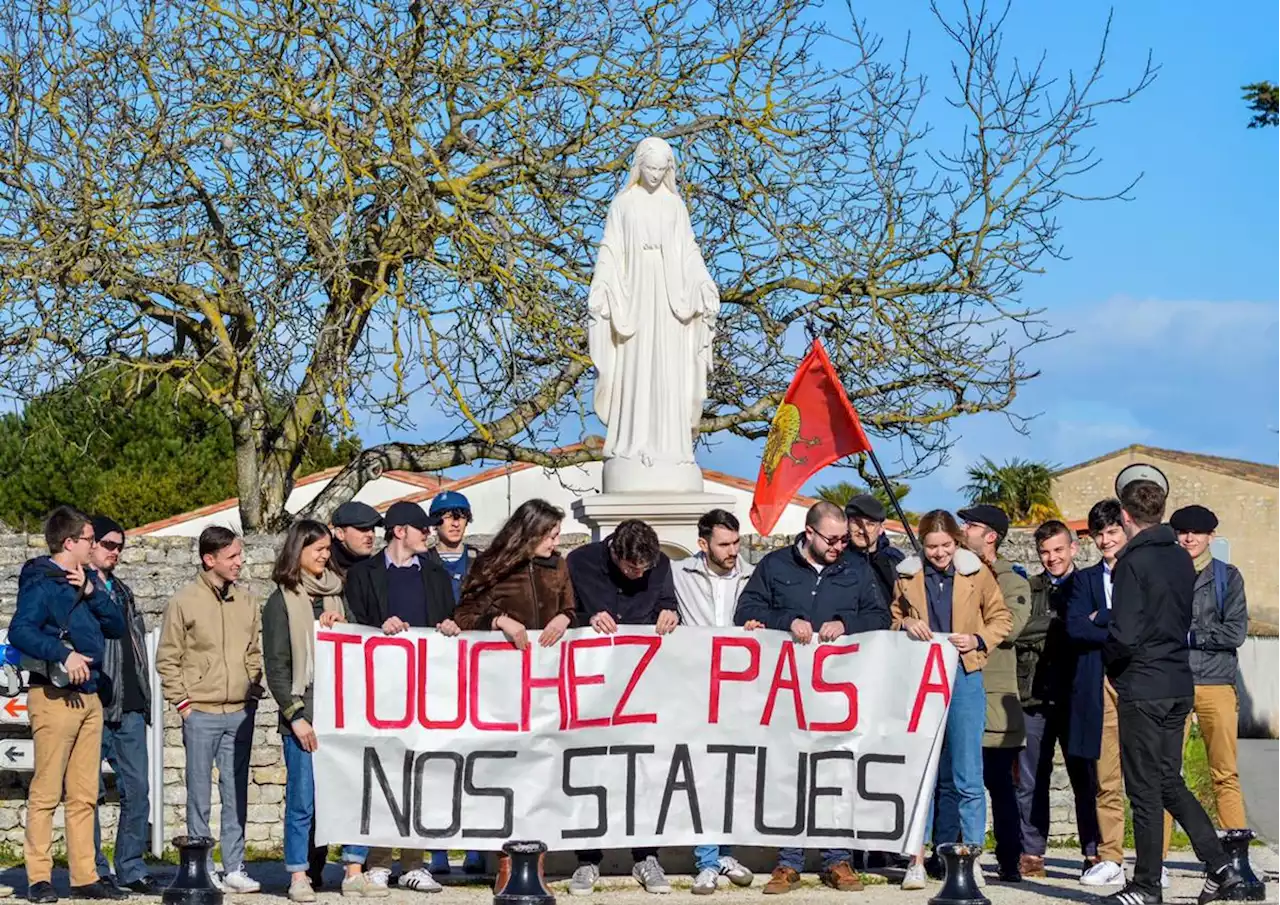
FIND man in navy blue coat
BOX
[9,506,127,903]
[1065,499,1129,888]
[734,501,888,894]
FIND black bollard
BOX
[1219,829,1267,901]
[494,841,554,905]
[928,843,990,905]
[162,836,223,905]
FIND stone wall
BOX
[0,528,1098,854]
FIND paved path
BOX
[2,848,1275,905]
[1239,738,1279,843]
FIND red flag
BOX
[749,340,873,535]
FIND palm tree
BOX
[814,479,914,521]
[960,457,1062,525]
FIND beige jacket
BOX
[890,547,1012,675]
[156,571,263,714]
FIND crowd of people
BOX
[3,473,1252,905]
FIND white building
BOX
[131,456,856,540]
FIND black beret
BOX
[958,504,1010,538]
[844,494,887,522]
[1169,505,1218,534]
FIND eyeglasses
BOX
[97,540,124,552]
[811,530,848,548]
[74,531,94,545]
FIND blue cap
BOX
[429,490,472,518]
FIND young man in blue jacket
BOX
[735,501,888,894]
[9,506,127,903]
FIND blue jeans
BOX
[93,712,151,883]
[925,668,986,847]
[282,733,369,871]
[694,845,737,871]
[777,848,850,871]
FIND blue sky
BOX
[361,0,1279,510]
[694,0,1280,507]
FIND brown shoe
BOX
[763,867,801,895]
[819,862,863,892]
[494,855,511,894]
[1019,854,1047,879]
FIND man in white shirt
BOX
[671,510,755,895]
[1065,499,1134,888]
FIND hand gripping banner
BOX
[312,626,956,853]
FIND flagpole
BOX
[864,448,921,556]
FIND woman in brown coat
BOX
[891,509,1012,890]
[454,498,572,890]
[454,497,575,648]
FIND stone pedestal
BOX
[572,492,736,558]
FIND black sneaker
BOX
[69,881,130,901]
[1198,865,1244,905]
[1100,883,1161,905]
[27,881,59,904]
[124,878,158,895]
[924,853,945,881]
[998,864,1022,883]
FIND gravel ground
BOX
[2,848,1275,905]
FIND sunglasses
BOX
[811,530,848,547]
[97,540,124,552]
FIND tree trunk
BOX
[230,416,291,532]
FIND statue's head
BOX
[627,136,678,195]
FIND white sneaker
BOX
[693,868,720,895]
[365,868,391,891]
[398,869,442,893]
[1161,867,1171,889]
[633,857,672,894]
[569,864,600,897]
[718,856,753,887]
[222,870,261,893]
[901,863,927,890]
[1080,860,1125,887]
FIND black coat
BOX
[1104,524,1195,702]
[840,534,904,607]
[734,543,889,634]
[567,541,678,625]
[344,552,457,629]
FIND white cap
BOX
[1115,462,1169,497]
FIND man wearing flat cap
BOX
[959,504,1032,882]
[843,494,904,607]
[328,501,384,579]
[1158,505,1249,853]
[343,501,459,894]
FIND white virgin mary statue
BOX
[587,136,719,493]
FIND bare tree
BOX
[0,0,1153,529]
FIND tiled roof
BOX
[1055,444,1278,487]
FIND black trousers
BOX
[576,849,658,866]
[1017,705,1101,856]
[1118,696,1228,893]
[982,747,1022,871]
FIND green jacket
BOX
[983,556,1031,748]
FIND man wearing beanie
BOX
[88,517,159,894]
[1159,505,1249,854]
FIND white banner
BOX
[313,626,956,853]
